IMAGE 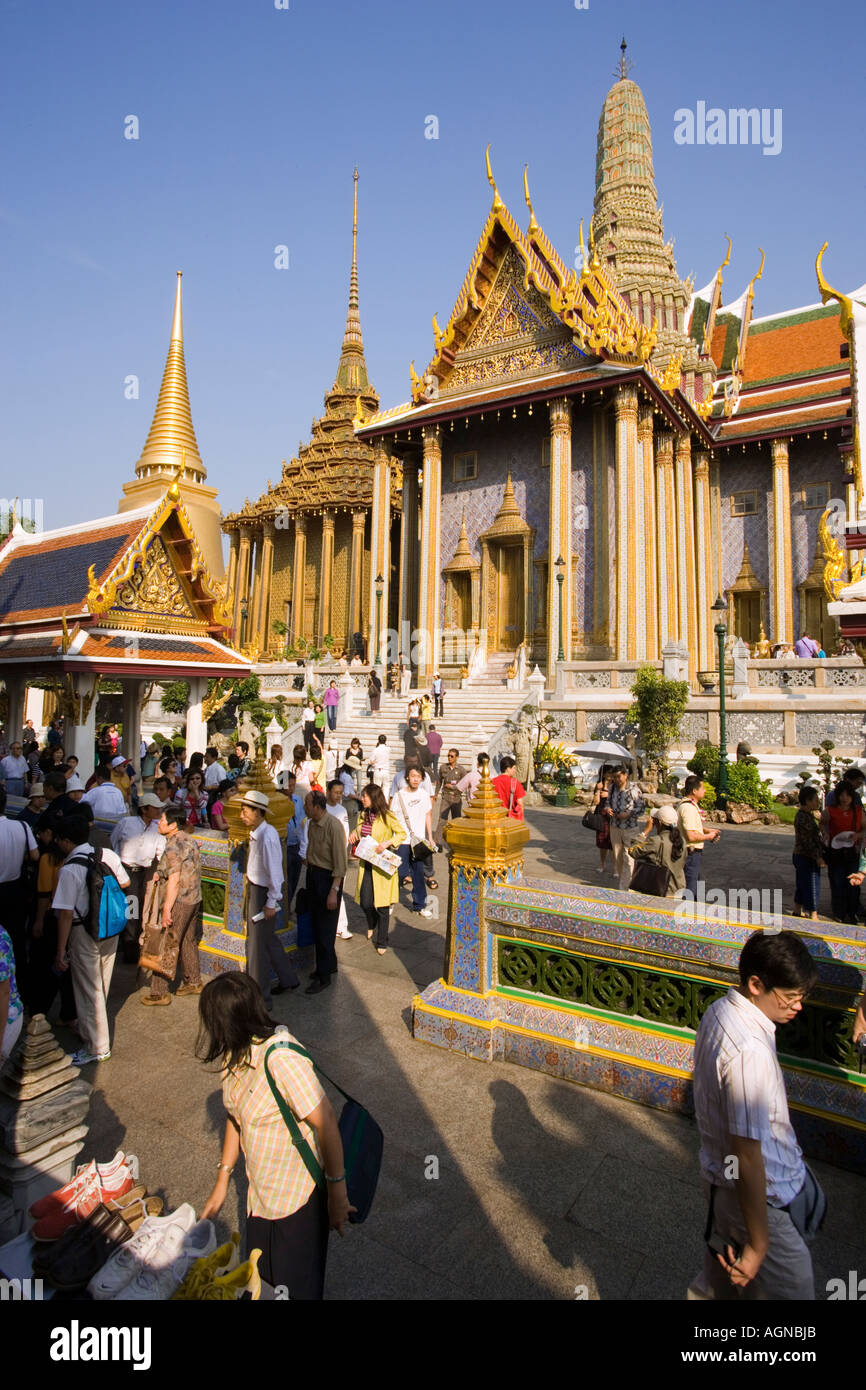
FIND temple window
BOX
[802,482,830,509]
[730,491,757,517]
[453,451,477,482]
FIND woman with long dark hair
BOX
[349,784,406,953]
[198,972,352,1299]
[821,781,865,922]
[174,768,209,828]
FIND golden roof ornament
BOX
[485,145,504,214]
[443,761,528,881]
[222,745,295,846]
[133,272,205,483]
[523,165,538,235]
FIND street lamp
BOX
[239,596,249,650]
[555,555,565,664]
[375,573,384,670]
[712,593,729,810]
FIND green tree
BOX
[627,666,689,779]
[160,681,190,714]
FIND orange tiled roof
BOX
[742,306,846,386]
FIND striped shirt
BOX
[693,987,804,1207]
[222,1032,325,1220]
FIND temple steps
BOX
[330,688,524,777]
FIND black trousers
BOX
[359,865,390,947]
[120,865,144,963]
[246,1185,329,1300]
[285,847,302,909]
[308,865,341,983]
[29,910,76,1022]
[434,694,444,717]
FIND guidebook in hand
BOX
[354,838,402,875]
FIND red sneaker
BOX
[30,1157,139,1240]
[29,1150,136,1220]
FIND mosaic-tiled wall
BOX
[572,411,594,646]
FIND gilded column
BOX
[614,384,640,659]
[547,397,573,664]
[233,524,253,640]
[655,431,678,647]
[248,530,263,652]
[348,509,366,641]
[637,402,658,658]
[256,519,275,652]
[225,529,240,615]
[418,426,442,683]
[675,433,699,682]
[693,451,713,674]
[318,509,335,641]
[398,459,420,641]
[368,441,392,669]
[771,438,793,644]
[709,458,723,607]
[592,405,610,651]
[290,515,307,642]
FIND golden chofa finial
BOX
[749,247,765,293]
[523,165,538,234]
[816,242,855,336]
[485,145,503,213]
[167,461,183,500]
[578,218,586,266]
[719,234,732,273]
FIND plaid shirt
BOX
[222,1032,325,1219]
[608,782,645,829]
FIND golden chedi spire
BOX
[134,272,205,482]
[333,168,371,395]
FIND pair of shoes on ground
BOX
[33,1188,164,1289]
[30,1150,140,1242]
[171,1233,261,1300]
[414,906,435,919]
[89,1202,217,1301]
[141,981,203,1006]
[271,980,300,996]
[337,930,353,939]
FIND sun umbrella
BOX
[567,739,635,762]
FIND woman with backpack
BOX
[141,804,203,1005]
[629,806,686,897]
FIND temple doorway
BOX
[493,542,524,650]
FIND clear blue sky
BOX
[2,0,864,536]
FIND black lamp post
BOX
[555,555,565,663]
[375,573,384,670]
[239,596,249,650]
[712,594,729,810]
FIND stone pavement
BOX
[68,807,866,1300]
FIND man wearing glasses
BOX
[689,930,821,1300]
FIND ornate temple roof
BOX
[592,41,702,384]
[0,483,247,678]
[224,171,400,525]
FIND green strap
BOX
[263,1043,324,1189]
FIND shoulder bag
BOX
[264,1038,383,1224]
[581,808,607,833]
[397,790,433,862]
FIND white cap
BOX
[240,789,270,812]
[111,755,127,768]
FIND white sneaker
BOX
[419,907,435,919]
[71,1048,111,1066]
[88,1203,198,1299]
[337,930,353,939]
[114,1218,217,1300]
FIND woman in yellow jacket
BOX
[349,784,406,955]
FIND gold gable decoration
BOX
[104,535,196,630]
[86,486,232,634]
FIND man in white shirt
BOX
[240,789,298,1007]
[110,793,166,964]
[389,758,434,800]
[0,784,39,987]
[391,767,434,917]
[52,815,130,1066]
[678,775,721,897]
[81,767,126,819]
[0,742,30,798]
[326,781,352,940]
[690,930,820,1301]
[204,746,228,789]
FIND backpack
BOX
[67,848,129,941]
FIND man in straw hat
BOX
[239,788,299,1007]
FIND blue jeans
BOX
[398,844,427,910]
[792,853,820,914]
[326,707,337,731]
[684,849,702,897]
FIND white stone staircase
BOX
[331,687,525,781]
[462,650,515,688]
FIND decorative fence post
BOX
[412,765,528,1058]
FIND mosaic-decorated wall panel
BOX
[718,450,770,595]
[795,712,866,749]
